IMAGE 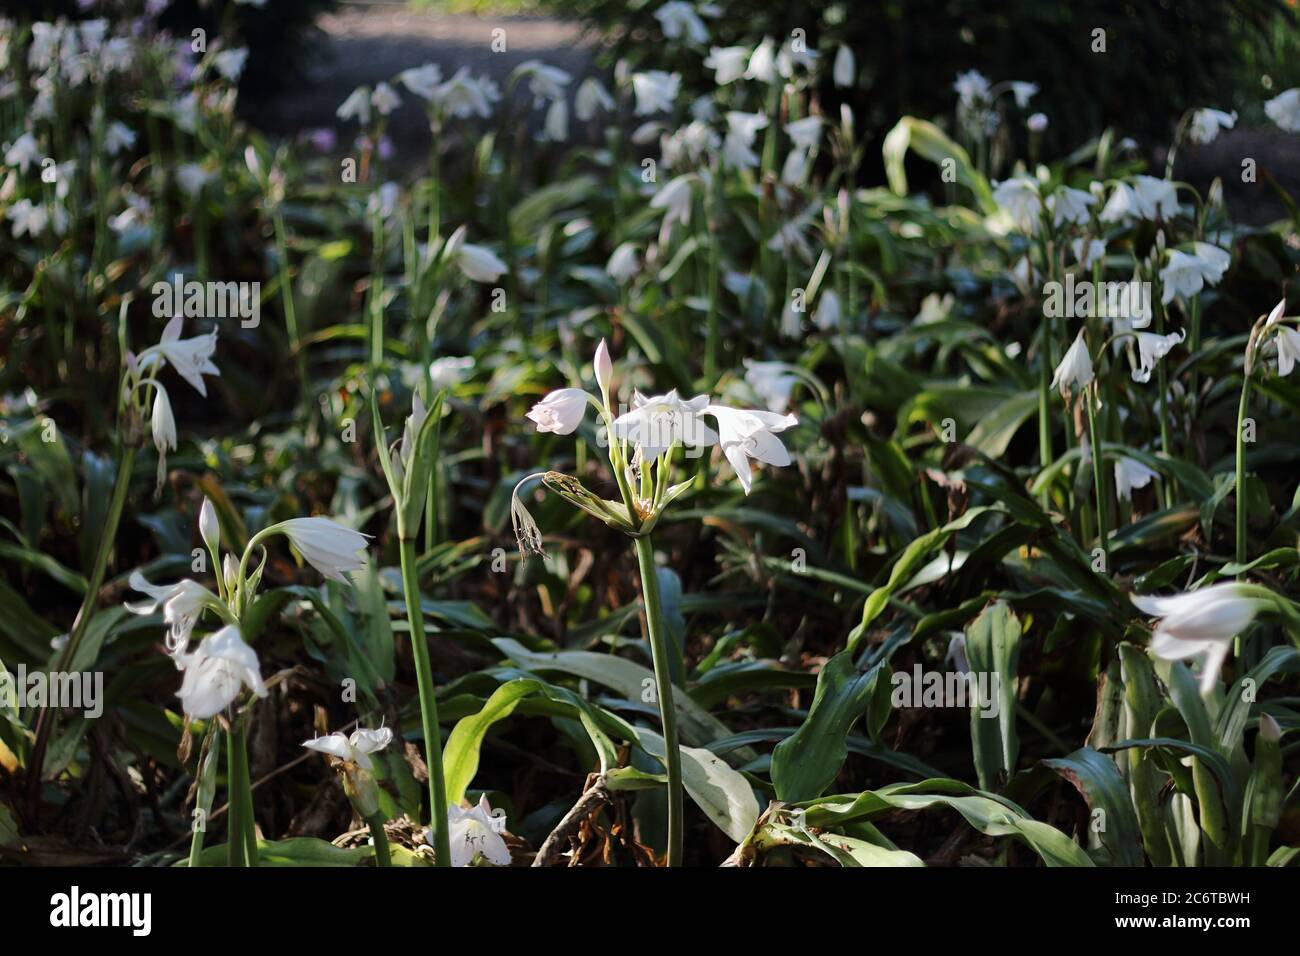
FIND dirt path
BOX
[245,1,597,157]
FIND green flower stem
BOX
[1234,368,1253,662]
[272,207,305,386]
[368,206,385,369]
[226,727,246,867]
[368,813,393,866]
[27,444,138,815]
[398,536,451,867]
[632,534,683,867]
[1085,393,1108,567]
[1037,319,1052,507]
[704,167,722,384]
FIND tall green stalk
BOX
[226,727,247,867]
[1085,393,1108,567]
[633,534,683,867]
[368,814,393,866]
[1235,372,1251,572]
[398,536,451,866]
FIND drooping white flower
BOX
[1160,243,1229,304]
[398,63,443,101]
[139,317,220,397]
[654,2,709,45]
[526,388,590,435]
[743,360,798,413]
[1273,325,1300,376]
[1131,329,1184,384]
[833,45,855,88]
[1188,108,1236,145]
[953,70,991,106]
[993,176,1042,234]
[631,71,680,116]
[745,38,778,83]
[1051,330,1094,398]
[455,237,508,283]
[104,121,136,156]
[1046,186,1094,228]
[175,625,268,719]
[441,795,511,867]
[813,289,841,331]
[543,97,568,142]
[1131,175,1179,221]
[126,571,222,656]
[1132,583,1267,694]
[514,60,571,104]
[433,67,497,119]
[650,174,696,226]
[1264,88,1300,133]
[1072,237,1106,270]
[303,726,393,771]
[4,132,42,172]
[606,242,640,283]
[1099,182,1139,224]
[371,82,401,116]
[279,517,370,584]
[1027,112,1048,132]
[1114,456,1158,502]
[723,110,768,170]
[150,383,177,479]
[574,77,614,121]
[175,163,213,198]
[6,198,48,238]
[705,405,798,494]
[612,390,718,459]
[1010,81,1038,109]
[336,85,372,125]
[704,46,748,85]
[213,47,248,83]
[785,116,823,152]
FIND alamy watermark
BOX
[1042,275,1151,320]
[0,665,103,718]
[890,665,1002,718]
[152,272,260,328]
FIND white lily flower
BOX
[1051,330,1094,398]
[526,388,590,435]
[833,45,855,88]
[434,68,497,119]
[655,1,709,45]
[1264,88,1300,133]
[456,239,508,283]
[1098,182,1139,224]
[704,46,748,85]
[303,726,393,771]
[705,405,798,495]
[1011,81,1038,109]
[1047,186,1094,228]
[631,70,680,116]
[514,60,571,103]
[650,174,696,226]
[1027,112,1049,132]
[371,81,402,116]
[175,625,268,719]
[744,360,798,413]
[574,77,613,121]
[4,132,42,172]
[785,116,822,152]
[150,384,177,490]
[1132,583,1266,694]
[1188,108,1236,145]
[1160,243,1229,304]
[126,571,223,656]
[723,110,768,170]
[337,85,372,125]
[427,355,475,390]
[279,517,370,584]
[104,121,136,156]
[953,70,991,106]
[1132,175,1179,220]
[1273,325,1300,376]
[612,390,718,459]
[606,242,640,283]
[992,176,1042,234]
[1114,456,1158,502]
[213,47,248,83]
[140,316,220,397]
[6,199,48,238]
[398,63,443,101]
[745,38,777,83]
[441,795,511,867]
[1072,237,1106,270]
[543,97,568,142]
[1131,329,1185,383]
[814,289,841,331]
